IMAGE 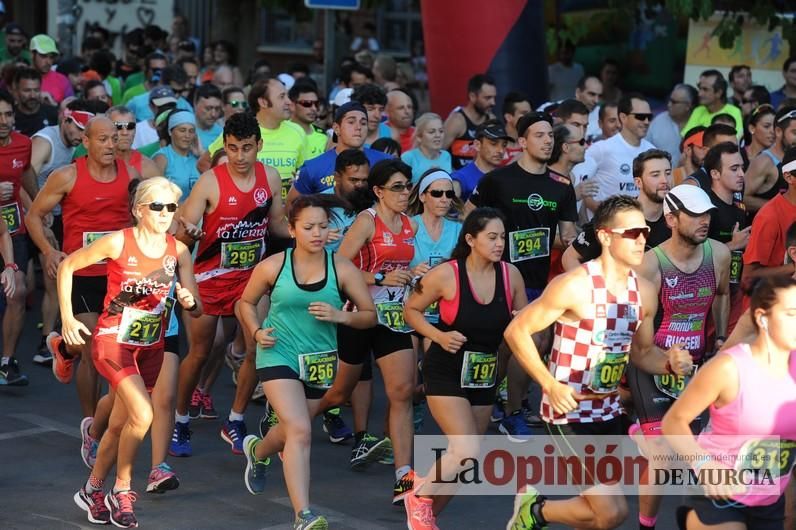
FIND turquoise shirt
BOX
[401,148,453,183]
[409,215,461,269]
[196,123,223,151]
[154,145,200,199]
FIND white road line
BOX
[30,512,94,529]
[0,426,51,441]
[9,413,81,439]
[265,497,392,530]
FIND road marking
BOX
[10,413,81,439]
[0,426,51,441]
[31,513,94,529]
[264,497,392,530]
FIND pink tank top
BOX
[697,344,796,506]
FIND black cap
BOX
[5,23,26,37]
[475,121,512,141]
[334,101,367,124]
[516,111,553,138]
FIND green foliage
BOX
[665,0,796,50]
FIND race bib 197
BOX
[460,350,497,389]
[508,228,550,263]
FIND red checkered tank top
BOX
[541,259,643,425]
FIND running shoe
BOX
[146,462,179,494]
[350,433,390,470]
[293,509,328,530]
[169,422,192,457]
[521,405,544,427]
[0,357,28,386]
[499,411,533,442]
[220,419,247,455]
[378,436,394,465]
[200,392,219,419]
[224,342,244,371]
[322,409,353,443]
[506,486,547,530]
[188,388,203,419]
[243,434,270,495]
[74,485,110,524]
[251,383,265,402]
[404,491,438,530]
[413,402,426,433]
[491,400,506,423]
[32,337,53,365]
[259,401,279,438]
[47,332,73,384]
[393,469,416,506]
[104,490,138,529]
[80,417,99,469]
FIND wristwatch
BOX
[374,271,385,286]
[4,263,18,272]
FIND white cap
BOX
[277,73,295,91]
[663,184,716,216]
[332,87,353,107]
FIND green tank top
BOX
[256,249,343,373]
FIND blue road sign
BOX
[305,0,360,10]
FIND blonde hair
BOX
[131,176,182,222]
[412,112,443,147]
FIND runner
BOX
[628,184,731,530]
[443,74,497,169]
[451,121,511,202]
[0,89,33,382]
[503,195,693,530]
[0,212,19,385]
[26,116,140,424]
[562,149,674,268]
[402,207,527,529]
[238,193,376,530]
[107,106,160,179]
[153,110,200,198]
[744,106,796,213]
[501,91,532,164]
[743,103,775,161]
[171,112,288,457]
[351,83,388,147]
[288,79,328,162]
[662,275,796,530]
[324,158,418,504]
[465,111,578,439]
[62,177,201,528]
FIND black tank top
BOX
[430,258,513,356]
[754,166,788,201]
[450,108,482,169]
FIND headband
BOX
[782,160,796,173]
[419,170,453,194]
[168,111,196,131]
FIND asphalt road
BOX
[0,297,680,529]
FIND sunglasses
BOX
[742,99,758,105]
[228,100,249,109]
[147,202,178,212]
[631,113,653,122]
[566,138,586,146]
[427,189,456,198]
[113,121,136,131]
[778,109,796,123]
[607,226,650,240]
[296,99,320,109]
[669,98,690,105]
[380,182,413,193]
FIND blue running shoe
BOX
[498,411,532,442]
[169,421,192,457]
[243,434,270,495]
[221,419,247,455]
[322,409,353,443]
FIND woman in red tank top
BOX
[56,177,203,528]
[335,158,420,503]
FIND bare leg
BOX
[150,351,179,467]
[176,314,220,416]
[75,312,100,417]
[375,349,416,471]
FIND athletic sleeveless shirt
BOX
[194,162,272,284]
[62,157,132,276]
[541,259,643,424]
[755,148,788,201]
[450,107,480,169]
[352,208,415,332]
[698,344,796,507]
[126,150,143,173]
[95,228,178,348]
[257,249,344,373]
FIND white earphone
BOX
[762,316,769,331]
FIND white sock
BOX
[229,411,244,422]
[175,413,190,424]
[396,465,412,481]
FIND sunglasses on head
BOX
[296,99,320,109]
[631,113,653,122]
[751,104,774,118]
[778,109,796,123]
[427,189,455,198]
[607,226,650,240]
[113,121,136,131]
[381,182,413,193]
[228,100,249,109]
[147,202,178,212]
